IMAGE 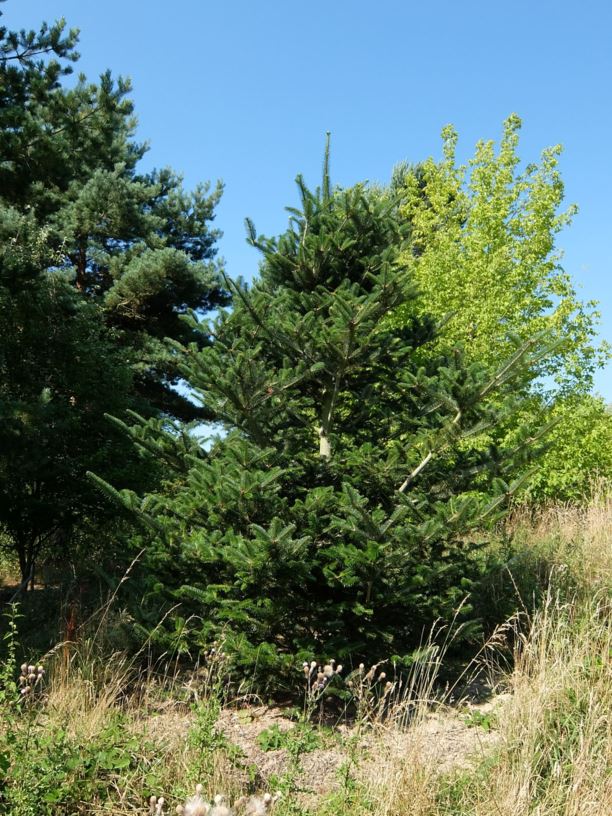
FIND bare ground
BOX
[142,692,505,804]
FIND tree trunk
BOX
[15,536,36,590]
[318,428,331,459]
[319,381,340,460]
[75,242,87,291]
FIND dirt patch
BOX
[136,695,504,803]
[404,708,499,773]
[217,707,346,795]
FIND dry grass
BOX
[507,489,612,592]
[361,496,612,816]
[480,591,611,816]
[1,497,610,815]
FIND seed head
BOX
[240,791,280,815]
[210,799,232,816]
[184,800,209,816]
[183,783,210,816]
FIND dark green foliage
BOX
[0,4,228,582]
[0,6,228,421]
[108,161,553,675]
[0,217,150,583]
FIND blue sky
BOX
[7,1,612,397]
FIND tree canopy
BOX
[392,115,608,395]
[0,10,229,422]
[389,117,611,502]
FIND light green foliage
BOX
[394,115,607,393]
[257,723,321,755]
[521,394,612,502]
[462,708,496,732]
[391,117,610,503]
[185,698,239,788]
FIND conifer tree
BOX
[0,217,152,585]
[0,6,228,421]
[105,152,553,669]
[0,3,224,582]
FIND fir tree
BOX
[105,152,553,671]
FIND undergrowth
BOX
[0,496,609,815]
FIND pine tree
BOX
[107,153,553,671]
[0,4,225,583]
[0,217,153,585]
[0,7,228,421]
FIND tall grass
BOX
[0,497,610,814]
[363,495,612,816]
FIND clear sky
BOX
[6,0,612,398]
